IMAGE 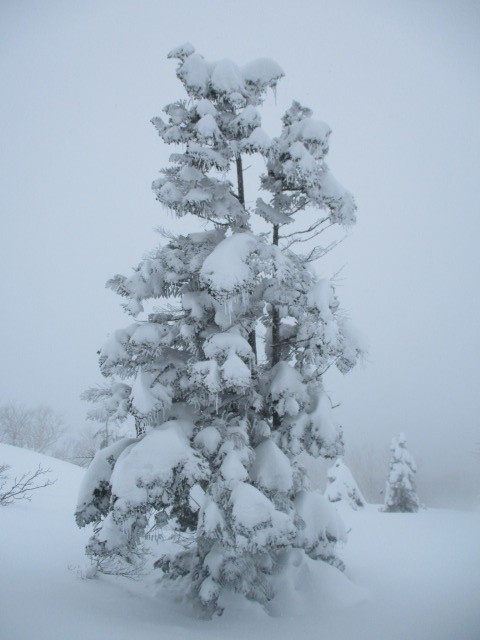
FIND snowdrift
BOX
[1,443,479,640]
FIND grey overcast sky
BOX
[1,0,479,503]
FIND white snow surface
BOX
[250,439,293,493]
[167,42,195,60]
[221,352,251,388]
[193,426,221,455]
[200,232,258,295]
[203,331,252,359]
[270,361,308,416]
[295,490,347,548]
[130,368,171,416]
[196,113,221,140]
[241,58,284,87]
[1,443,480,640]
[210,59,245,94]
[242,126,271,152]
[230,481,295,548]
[174,47,283,100]
[110,421,206,515]
[76,438,136,521]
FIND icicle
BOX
[221,296,239,325]
[221,290,251,326]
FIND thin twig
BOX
[0,464,56,505]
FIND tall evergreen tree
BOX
[381,433,420,513]
[75,44,364,615]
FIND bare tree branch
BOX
[0,464,56,506]
[303,238,343,263]
[279,215,329,240]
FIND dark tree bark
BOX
[236,154,258,365]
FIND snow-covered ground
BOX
[1,443,479,640]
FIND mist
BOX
[1,0,479,509]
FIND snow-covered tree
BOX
[75,44,364,615]
[325,458,366,509]
[381,434,420,513]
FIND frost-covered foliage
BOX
[76,43,364,615]
[381,434,420,513]
[325,458,366,509]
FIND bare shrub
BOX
[0,463,56,505]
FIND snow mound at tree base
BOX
[1,444,480,640]
[268,549,367,617]
[155,547,367,620]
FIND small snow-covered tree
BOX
[76,44,364,615]
[381,433,420,513]
[325,458,366,509]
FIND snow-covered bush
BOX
[381,434,420,513]
[325,458,366,509]
[76,43,364,615]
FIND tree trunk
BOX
[271,223,281,429]
[236,154,257,364]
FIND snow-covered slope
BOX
[1,443,479,640]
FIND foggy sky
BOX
[1,0,479,505]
